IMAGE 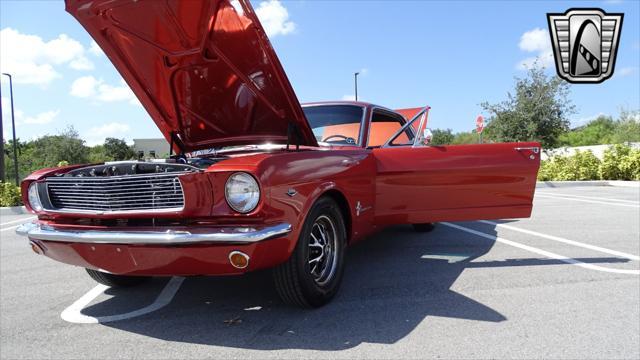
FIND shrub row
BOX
[538,144,640,181]
[0,182,22,207]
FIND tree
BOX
[430,129,455,145]
[452,131,478,145]
[103,138,135,161]
[480,62,575,148]
[30,126,89,169]
[558,109,640,146]
[611,109,640,144]
[558,115,616,146]
[88,145,109,163]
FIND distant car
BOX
[17,0,540,307]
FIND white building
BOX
[132,138,170,159]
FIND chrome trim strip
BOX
[41,207,185,216]
[46,172,192,181]
[16,222,292,245]
[515,146,540,154]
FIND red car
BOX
[17,0,540,307]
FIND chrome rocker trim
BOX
[16,222,292,245]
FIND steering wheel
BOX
[322,134,355,144]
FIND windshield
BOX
[302,105,364,146]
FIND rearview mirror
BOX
[421,128,433,146]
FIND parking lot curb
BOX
[537,181,640,188]
[0,206,28,216]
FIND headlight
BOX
[225,172,260,213]
[27,182,43,212]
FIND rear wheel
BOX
[413,223,436,232]
[85,268,150,287]
[273,197,346,308]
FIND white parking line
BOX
[479,220,640,261]
[536,192,639,204]
[0,216,36,227]
[441,222,640,275]
[0,224,22,232]
[61,276,185,324]
[535,194,640,208]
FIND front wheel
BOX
[85,268,150,287]
[273,197,347,308]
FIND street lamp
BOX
[2,73,19,186]
[0,77,4,183]
[354,72,359,101]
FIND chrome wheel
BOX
[308,215,338,286]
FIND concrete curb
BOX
[537,181,640,188]
[0,206,29,216]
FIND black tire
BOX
[85,268,150,287]
[273,197,347,308]
[413,223,436,233]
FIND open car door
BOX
[371,108,540,225]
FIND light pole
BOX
[2,73,19,186]
[354,72,359,101]
[0,77,5,183]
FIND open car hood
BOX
[66,0,317,152]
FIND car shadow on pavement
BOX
[85,222,629,350]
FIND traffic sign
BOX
[476,115,484,134]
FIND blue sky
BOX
[1,0,638,145]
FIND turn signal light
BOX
[30,241,44,255]
[229,251,249,269]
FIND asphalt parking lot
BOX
[1,185,639,359]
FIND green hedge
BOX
[0,182,22,207]
[539,144,640,181]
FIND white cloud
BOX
[70,76,139,105]
[0,28,94,86]
[69,57,94,70]
[96,80,137,102]
[615,67,637,78]
[70,76,98,97]
[88,40,105,57]
[84,122,131,146]
[341,94,366,102]
[1,96,59,128]
[255,0,296,37]
[517,28,554,70]
[571,112,609,127]
[23,109,60,125]
[519,28,549,52]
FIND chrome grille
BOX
[46,173,185,213]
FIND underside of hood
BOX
[66,0,318,152]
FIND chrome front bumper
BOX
[16,222,292,245]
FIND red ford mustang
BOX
[17,0,540,307]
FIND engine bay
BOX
[60,162,201,177]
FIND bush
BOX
[619,150,640,180]
[538,150,600,181]
[600,144,640,180]
[539,144,640,181]
[0,182,22,207]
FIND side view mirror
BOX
[422,128,433,146]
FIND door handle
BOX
[515,146,540,154]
